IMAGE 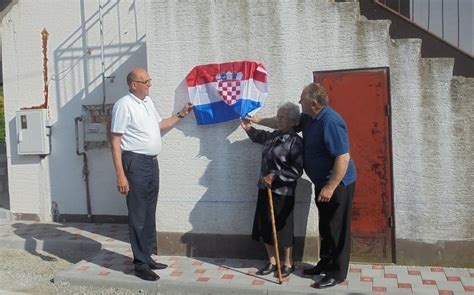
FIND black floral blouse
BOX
[246,127,304,196]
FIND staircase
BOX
[358,0,474,77]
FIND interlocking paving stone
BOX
[411,283,438,293]
[285,274,314,287]
[346,271,362,281]
[372,286,386,292]
[347,280,372,291]
[397,282,412,289]
[397,273,424,286]
[384,286,413,293]
[328,283,349,291]
[421,271,448,282]
[435,280,465,292]
[349,267,362,273]
[407,266,429,272]
[384,273,398,279]
[361,267,385,278]
[373,276,398,288]
[444,268,469,277]
[385,265,409,276]
[360,276,373,282]
[446,276,461,282]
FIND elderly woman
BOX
[240,102,303,278]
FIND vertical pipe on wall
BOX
[457,0,460,47]
[427,0,430,30]
[41,29,49,109]
[75,117,92,222]
[441,0,444,38]
[99,0,107,111]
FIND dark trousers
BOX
[122,151,159,271]
[315,182,355,281]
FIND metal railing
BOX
[375,0,473,57]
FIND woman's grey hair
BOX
[278,102,301,127]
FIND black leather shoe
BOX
[280,265,295,278]
[257,262,276,275]
[313,276,342,289]
[303,264,326,276]
[149,260,168,270]
[135,268,160,281]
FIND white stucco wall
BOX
[145,0,380,239]
[145,0,391,239]
[389,38,474,242]
[2,0,473,245]
[2,0,147,220]
[145,0,474,242]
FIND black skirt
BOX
[251,189,295,248]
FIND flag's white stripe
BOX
[188,79,268,106]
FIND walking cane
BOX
[267,187,283,284]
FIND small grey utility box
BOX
[16,109,51,155]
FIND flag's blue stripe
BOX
[193,99,262,125]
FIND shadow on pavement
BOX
[11,222,136,277]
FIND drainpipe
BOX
[99,0,108,111]
[98,1,115,110]
[71,1,108,223]
[75,117,92,222]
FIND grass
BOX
[0,85,4,143]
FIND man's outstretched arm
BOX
[246,114,278,129]
[159,102,194,130]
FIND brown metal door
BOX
[314,68,394,263]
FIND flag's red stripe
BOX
[186,61,266,87]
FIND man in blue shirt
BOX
[249,82,356,288]
[298,82,356,288]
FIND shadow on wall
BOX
[8,0,146,220]
[170,81,313,261]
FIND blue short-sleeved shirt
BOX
[299,107,356,188]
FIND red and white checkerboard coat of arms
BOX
[217,80,241,106]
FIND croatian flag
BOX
[186,61,268,125]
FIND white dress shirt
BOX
[111,92,163,156]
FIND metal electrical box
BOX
[16,109,50,155]
[80,104,113,150]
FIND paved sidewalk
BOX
[1,220,473,294]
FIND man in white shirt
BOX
[110,67,193,281]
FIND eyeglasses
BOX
[133,79,152,85]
